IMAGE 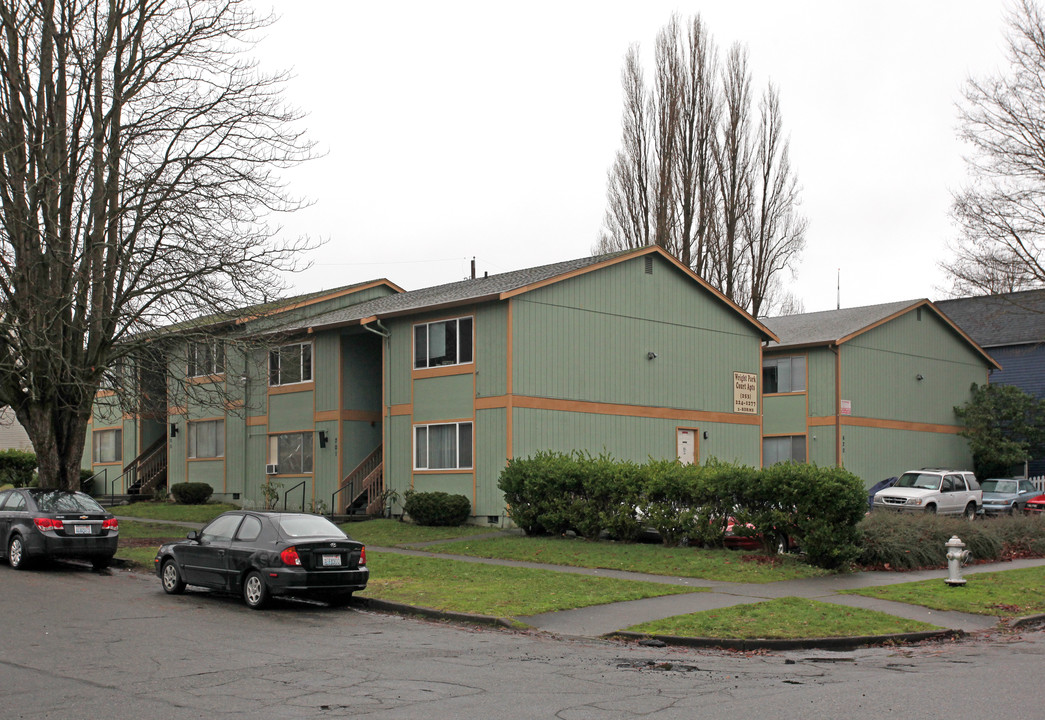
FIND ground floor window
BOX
[762,435,806,465]
[269,432,313,474]
[414,422,472,470]
[188,420,225,459]
[92,428,122,463]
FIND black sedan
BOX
[0,488,119,570]
[154,511,368,609]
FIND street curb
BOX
[350,596,519,629]
[604,629,965,651]
[1008,612,1045,629]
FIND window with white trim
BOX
[414,317,473,369]
[762,355,806,394]
[762,435,806,466]
[268,432,313,474]
[414,422,473,470]
[269,342,312,386]
[187,340,224,378]
[92,428,123,463]
[188,420,225,459]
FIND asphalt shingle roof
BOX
[936,289,1045,348]
[272,250,650,335]
[763,300,922,349]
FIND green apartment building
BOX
[760,300,999,485]
[86,247,775,522]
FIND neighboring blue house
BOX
[936,289,1045,475]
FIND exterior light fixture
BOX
[916,374,924,381]
[647,351,658,360]
[319,430,329,448]
[170,423,178,438]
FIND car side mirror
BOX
[186,530,199,542]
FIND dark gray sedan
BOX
[154,511,368,609]
[981,478,1041,515]
[0,488,119,570]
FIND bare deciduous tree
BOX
[597,14,805,317]
[948,0,1045,294]
[0,0,315,490]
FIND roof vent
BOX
[644,256,654,275]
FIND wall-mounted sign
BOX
[733,371,758,414]
[840,399,852,416]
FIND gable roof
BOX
[763,299,1000,369]
[269,246,777,341]
[935,288,1045,348]
[156,279,402,336]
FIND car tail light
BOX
[359,546,366,565]
[33,517,63,531]
[280,546,302,566]
[102,518,119,530]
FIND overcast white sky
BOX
[253,1,1013,314]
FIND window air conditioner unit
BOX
[265,464,279,475]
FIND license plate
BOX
[74,525,91,535]
[321,554,342,567]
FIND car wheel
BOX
[160,559,186,594]
[1009,503,1018,516]
[243,570,269,609]
[964,503,977,521]
[775,533,790,555]
[925,504,937,515]
[92,556,112,571]
[8,535,28,570]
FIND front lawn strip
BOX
[118,520,193,539]
[114,502,237,523]
[361,551,701,618]
[625,597,941,639]
[842,565,1045,617]
[429,535,827,583]
[116,546,162,569]
[341,519,503,546]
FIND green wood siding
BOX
[841,426,973,486]
[807,349,837,418]
[476,304,508,399]
[342,332,382,411]
[475,407,508,516]
[762,394,807,436]
[412,374,474,423]
[267,391,314,432]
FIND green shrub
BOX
[0,449,36,488]
[857,511,1004,569]
[635,460,703,547]
[498,451,581,535]
[403,491,471,526]
[170,482,214,505]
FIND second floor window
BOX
[188,340,224,377]
[188,420,225,459]
[269,342,313,386]
[414,317,473,369]
[762,355,806,394]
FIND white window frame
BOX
[413,316,473,370]
[269,342,313,386]
[414,422,473,470]
[92,428,123,464]
[762,355,806,394]
[187,340,225,378]
[268,432,314,474]
[188,419,225,459]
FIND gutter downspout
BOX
[362,319,391,338]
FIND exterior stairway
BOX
[339,445,384,516]
[123,435,168,497]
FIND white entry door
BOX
[677,428,697,465]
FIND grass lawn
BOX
[842,565,1045,617]
[113,501,236,523]
[429,534,827,583]
[361,551,700,618]
[341,518,503,546]
[626,597,941,639]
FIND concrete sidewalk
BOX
[372,544,1045,639]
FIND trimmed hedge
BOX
[403,490,471,527]
[0,449,36,488]
[170,482,214,505]
[498,453,867,569]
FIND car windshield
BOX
[894,473,942,491]
[31,490,106,513]
[277,515,347,539]
[981,480,1017,494]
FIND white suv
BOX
[872,469,981,518]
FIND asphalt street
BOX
[2,561,1044,720]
